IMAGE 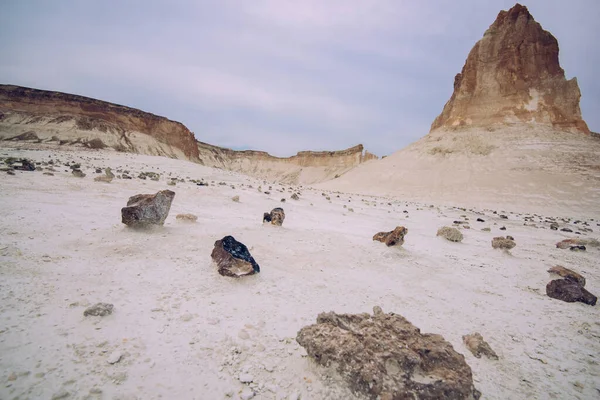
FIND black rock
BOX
[570,245,586,251]
[546,279,597,306]
[477,218,485,222]
[561,228,573,233]
[500,215,508,219]
[12,159,36,171]
[499,226,506,231]
[211,235,260,277]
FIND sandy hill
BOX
[320,4,599,216]
[0,84,376,185]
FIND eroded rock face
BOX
[263,208,285,226]
[211,236,260,277]
[546,279,597,306]
[373,226,407,247]
[121,190,175,228]
[296,307,481,400]
[430,4,589,134]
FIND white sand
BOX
[1,145,599,399]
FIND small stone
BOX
[291,193,300,200]
[107,351,122,364]
[373,226,407,247]
[436,226,463,242]
[72,169,86,178]
[232,195,240,202]
[491,236,516,250]
[83,303,114,317]
[176,213,198,222]
[239,373,254,383]
[263,208,285,226]
[462,333,498,360]
[570,245,586,251]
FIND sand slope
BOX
[321,126,600,217]
[1,146,599,399]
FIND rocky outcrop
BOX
[0,85,200,160]
[373,226,407,247]
[430,4,589,134]
[121,190,175,228]
[296,307,481,399]
[211,236,260,277]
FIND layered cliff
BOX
[0,84,377,184]
[430,4,589,133]
[197,142,376,184]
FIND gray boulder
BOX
[121,190,175,228]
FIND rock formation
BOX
[296,307,481,399]
[121,190,175,228]
[546,279,597,306]
[373,226,407,247]
[0,84,377,184]
[211,236,260,277]
[430,4,589,133]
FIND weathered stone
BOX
[297,307,481,400]
[556,238,600,249]
[263,208,285,226]
[232,195,240,202]
[72,169,86,178]
[570,245,586,251]
[373,226,408,247]
[546,279,597,306]
[121,190,175,228]
[550,222,559,230]
[491,236,515,250]
[176,213,198,222]
[211,235,260,277]
[437,226,464,242]
[548,266,585,286]
[462,333,498,360]
[291,193,300,200]
[84,303,114,317]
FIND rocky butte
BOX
[0,84,377,184]
[430,3,590,134]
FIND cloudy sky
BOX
[1,1,598,156]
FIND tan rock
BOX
[491,236,516,250]
[176,213,198,222]
[463,333,498,360]
[373,226,408,247]
[547,266,585,287]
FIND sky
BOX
[1,1,598,157]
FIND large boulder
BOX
[373,226,408,247]
[297,307,481,400]
[121,190,175,228]
[263,208,285,226]
[546,279,597,306]
[211,236,260,277]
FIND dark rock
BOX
[550,223,559,230]
[561,228,573,233]
[462,333,498,360]
[11,158,36,171]
[211,235,260,277]
[7,170,15,175]
[499,226,506,231]
[291,193,300,200]
[499,215,508,219]
[296,307,481,400]
[476,218,485,222]
[373,226,408,247]
[263,208,285,226]
[121,190,175,228]
[570,245,586,251]
[84,303,114,317]
[546,279,597,306]
[506,235,514,241]
[280,198,286,203]
[72,169,86,178]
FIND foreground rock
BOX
[121,190,175,228]
[373,226,408,247]
[84,303,114,317]
[491,236,516,250]
[263,208,285,226]
[297,307,481,400]
[462,333,498,360]
[211,236,260,277]
[546,279,597,306]
[437,226,464,242]
[548,266,585,286]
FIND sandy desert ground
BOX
[1,145,599,400]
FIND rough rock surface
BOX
[83,303,114,317]
[491,236,516,250]
[263,208,285,226]
[211,236,260,277]
[546,279,597,306]
[373,226,408,247]
[548,266,586,286]
[437,226,464,242]
[296,307,481,400]
[462,333,498,360]
[121,190,175,228]
[430,4,589,133]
